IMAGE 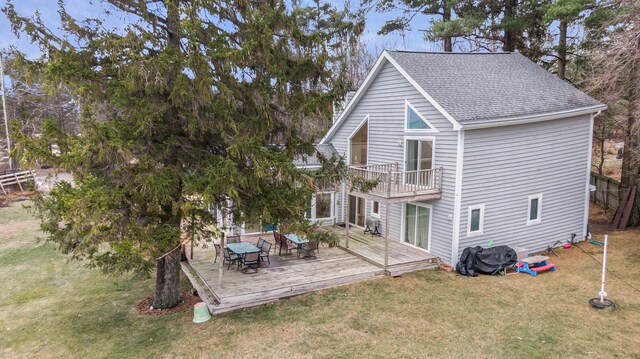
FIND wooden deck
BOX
[182,236,385,314]
[182,230,440,314]
[328,225,439,276]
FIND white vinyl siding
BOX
[328,61,459,262]
[458,114,591,257]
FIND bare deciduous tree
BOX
[586,0,640,224]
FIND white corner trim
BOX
[321,51,461,144]
[404,99,439,133]
[460,105,608,130]
[451,130,464,264]
[526,194,543,225]
[466,204,485,237]
[584,113,596,237]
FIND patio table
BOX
[226,242,261,272]
[226,242,260,254]
[285,233,308,245]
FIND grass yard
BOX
[1,201,640,358]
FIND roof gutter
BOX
[459,104,608,130]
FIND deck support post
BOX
[384,203,390,269]
[217,209,227,291]
[345,189,350,248]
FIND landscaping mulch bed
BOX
[135,291,202,316]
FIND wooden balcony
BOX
[349,163,443,203]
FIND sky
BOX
[0,0,439,61]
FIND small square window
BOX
[467,204,484,236]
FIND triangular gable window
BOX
[406,103,432,130]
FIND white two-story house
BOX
[318,50,606,265]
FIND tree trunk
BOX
[443,2,453,52]
[153,247,182,309]
[502,0,518,52]
[151,2,184,308]
[557,20,567,80]
[621,58,640,226]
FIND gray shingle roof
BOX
[292,144,338,168]
[387,51,604,124]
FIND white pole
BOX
[0,52,12,170]
[599,234,608,303]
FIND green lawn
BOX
[1,201,639,358]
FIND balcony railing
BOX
[349,163,443,200]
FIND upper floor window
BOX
[349,116,368,165]
[405,100,436,132]
[527,194,542,225]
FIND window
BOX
[467,204,485,236]
[349,118,368,165]
[371,201,380,216]
[405,138,434,186]
[315,192,332,219]
[527,194,542,225]
[404,203,432,251]
[405,100,436,132]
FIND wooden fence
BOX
[590,172,623,211]
[0,170,36,195]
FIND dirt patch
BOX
[0,191,38,207]
[135,291,201,316]
[589,204,615,233]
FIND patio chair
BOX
[214,243,221,263]
[256,237,265,250]
[223,248,240,270]
[259,241,272,265]
[240,251,260,273]
[279,233,299,258]
[301,240,319,259]
[227,235,241,243]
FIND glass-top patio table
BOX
[226,242,260,255]
[285,233,308,245]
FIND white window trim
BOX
[402,136,436,172]
[467,204,485,237]
[402,202,433,252]
[347,114,369,166]
[370,200,380,218]
[311,191,335,221]
[527,194,542,225]
[404,99,439,133]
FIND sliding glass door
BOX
[348,195,366,227]
[405,139,433,185]
[404,203,431,251]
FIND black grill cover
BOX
[455,245,518,276]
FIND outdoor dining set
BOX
[214,231,319,273]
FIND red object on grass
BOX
[563,243,572,249]
[531,263,555,272]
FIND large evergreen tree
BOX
[3,0,360,308]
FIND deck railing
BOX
[349,163,443,199]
